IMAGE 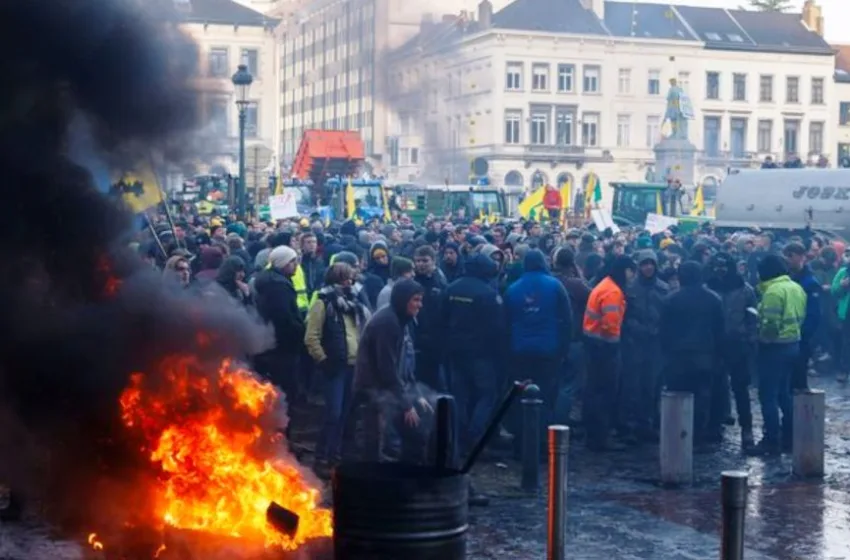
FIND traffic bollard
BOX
[547,425,569,560]
[720,470,748,560]
[434,395,456,471]
[521,384,542,493]
[792,389,825,478]
[660,391,693,486]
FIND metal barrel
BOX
[720,470,748,560]
[547,425,569,560]
[333,462,469,559]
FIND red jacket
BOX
[542,188,562,210]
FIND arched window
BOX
[555,172,574,187]
[504,170,524,187]
[701,175,720,201]
[531,170,548,189]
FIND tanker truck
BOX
[714,168,850,239]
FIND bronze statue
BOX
[662,78,694,141]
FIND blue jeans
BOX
[757,343,799,443]
[449,356,497,459]
[316,365,354,461]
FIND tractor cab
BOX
[610,182,667,226]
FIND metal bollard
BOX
[434,395,457,471]
[521,384,543,492]
[720,470,748,560]
[792,389,825,478]
[547,425,569,560]
[660,391,694,486]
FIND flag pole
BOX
[148,152,183,249]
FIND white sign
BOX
[590,208,620,234]
[269,192,299,220]
[644,213,679,235]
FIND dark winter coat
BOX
[624,251,669,359]
[412,271,446,358]
[790,263,821,340]
[254,268,304,357]
[442,254,506,357]
[706,254,758,343]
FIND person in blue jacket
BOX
[504,249,573,453]
[442,253,506,458]
[783,242,819,390]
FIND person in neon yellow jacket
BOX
[752,254,806,456]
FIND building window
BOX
[786,76,799,103]
[784,119,800,155]
[839,143,850,166]
[841,102,850,126]
[208,99,229,136]
[582,113,599,147]
[759,75,773,102]
[557,64,574,92]
[811,77,825,104]
[648,70,661,95]
[809,121,824,154]
[504,110,521,144]
[410,147,419,164]
[616,114,631,147]
[530,110,549,144]
[703,116,721,157]
[241,48,259,78]
[532,64,549,92]
[732,73,747,101]
[583,66,600,93]
[730,117,747,158]
[677,71,690,92]
[244,103,258,138]
[399,147,409,165]
[555,108,574,145]
[506,62,522,91]
[706,72,720,100]
[645,115,660,148]
[757,120,772,152]
[208,47,230,78]
[618,69,631,94]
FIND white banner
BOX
[644,213,679,235]
[590,208,620,234]
[268,192,298,220]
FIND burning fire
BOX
[88,533,104,551]
[117,354,332,550]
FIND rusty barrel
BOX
[332,462,469,559]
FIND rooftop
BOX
[398,0,834,56]
[174,0,276,27]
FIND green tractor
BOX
[609,182,712,233]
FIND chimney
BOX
[578,0,604,20]
[802,0,824,37]
[478,0,493,29]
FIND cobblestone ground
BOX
[2,376,850,559]
[467,375,850,560]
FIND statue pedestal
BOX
[654,138,697,185]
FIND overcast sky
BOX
[629,0,848,43]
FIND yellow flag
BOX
[656,191,664,215]
[111,165,162,214]
[274,173,283,196]
[690,184,705,216]
[382,187,392,222]
[517,187,545,219]
[345,176,356,219]
[560,179,572,211]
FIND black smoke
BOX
[0,0,271,536]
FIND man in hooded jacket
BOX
[707,252,758,450]
[583,255,636,451]
[621,249,669,442]
[660,261,725,443]
[354,279,432,462]
[443,253,507,458]
[361,241,392,309]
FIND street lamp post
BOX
[231,63,253,219]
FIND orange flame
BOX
[87,532,104,551]
[96,255,122,297]
[119,355,331,550]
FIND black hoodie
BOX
[354,279,423,408]
[362,241,391,308]
[442,254,506,356]
[660,261,724,366]
[706,252,758,342]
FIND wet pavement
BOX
[467,374,850,560]
[3,376,850,559]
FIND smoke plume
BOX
[0,0,272,536]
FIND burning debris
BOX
[0,0,331,557]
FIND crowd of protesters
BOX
[137,207,850,480]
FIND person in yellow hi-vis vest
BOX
[292,263,309,315]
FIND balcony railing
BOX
[524,144,585,155]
